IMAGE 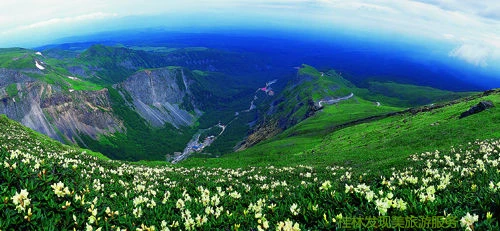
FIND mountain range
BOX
[0,37,483,161]
[1,32,499,230]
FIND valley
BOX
[2,0,500,229]
[172,122,227,163]
[0,33,499,231]
[0,44,482,162]
[1,88,499,230]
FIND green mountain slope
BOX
[238,64,474,151]
[1,105,499,230]
[2,41,498,230]
[360,81,476,107]
[76,44,170,84]
[0,48,102,91]
[237,65,357,149]
[69,44,279,85]
[0,47,480,163]
[184,89,500,170]
[1,47,260,160]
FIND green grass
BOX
[280,97,401,137]
[1,46,498,230]
[0,48,36,69]
[0,48,104,92]
[5,83,18,97]
[194,97,402,168]
[25,72,103,92]
[298,64,322,76]
[261,64,356,133]
[359,81,477,107]
[65,77,103,91]
[182,91,500,172]
[42,58,105,91]
[204,64,482,170]
[0,113,499,230]
[315,93,500,169]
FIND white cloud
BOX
[449,44,491,67]
[0,0,499,70]
[410,0,500,20]
[6,12,118,33]
[301,0,500,69]
[442,33,455,39]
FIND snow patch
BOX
[67,76,79,80]
[35,61,45,70]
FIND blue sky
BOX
[1,0,499,73]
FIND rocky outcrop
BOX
[41,88,124,143]
[116,68,201,128]
[0,79,123,143]
[0,68,35,86]
[236,120,281,151]
[0,65,201,146]
[459,101,494,119]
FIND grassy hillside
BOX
[222,97,402,164]
[250,64,361,136]
[237,64,473,152]
[278,97,401,138]
[360,81,476,107]
[1,109,499,230]
[1,42,496,229]
[0,48,36,69]
[76,45,166,84]
[0,48,103,92]
[184,90,500,171]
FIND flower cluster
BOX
[51,181,71,197]
[12,189,30,213]
[276,219,300,231]
[1,116,499,230]
[460,212,479,231]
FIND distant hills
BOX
[0,39,488,161]
[1,34,499,230]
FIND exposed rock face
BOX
[67,66,88,78]
[238,97,318,151]
[116,68,201,128]
[0,74,123,143]
[0,68,35,86]
[459,101,494,119]
[236,120,281,151]
[40,88,124,143]
[0,65,201,146]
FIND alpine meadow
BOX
[1,0,500,230]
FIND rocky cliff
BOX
[116,67,201,128]
[0,71,123,143]
[0,46,207,147]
